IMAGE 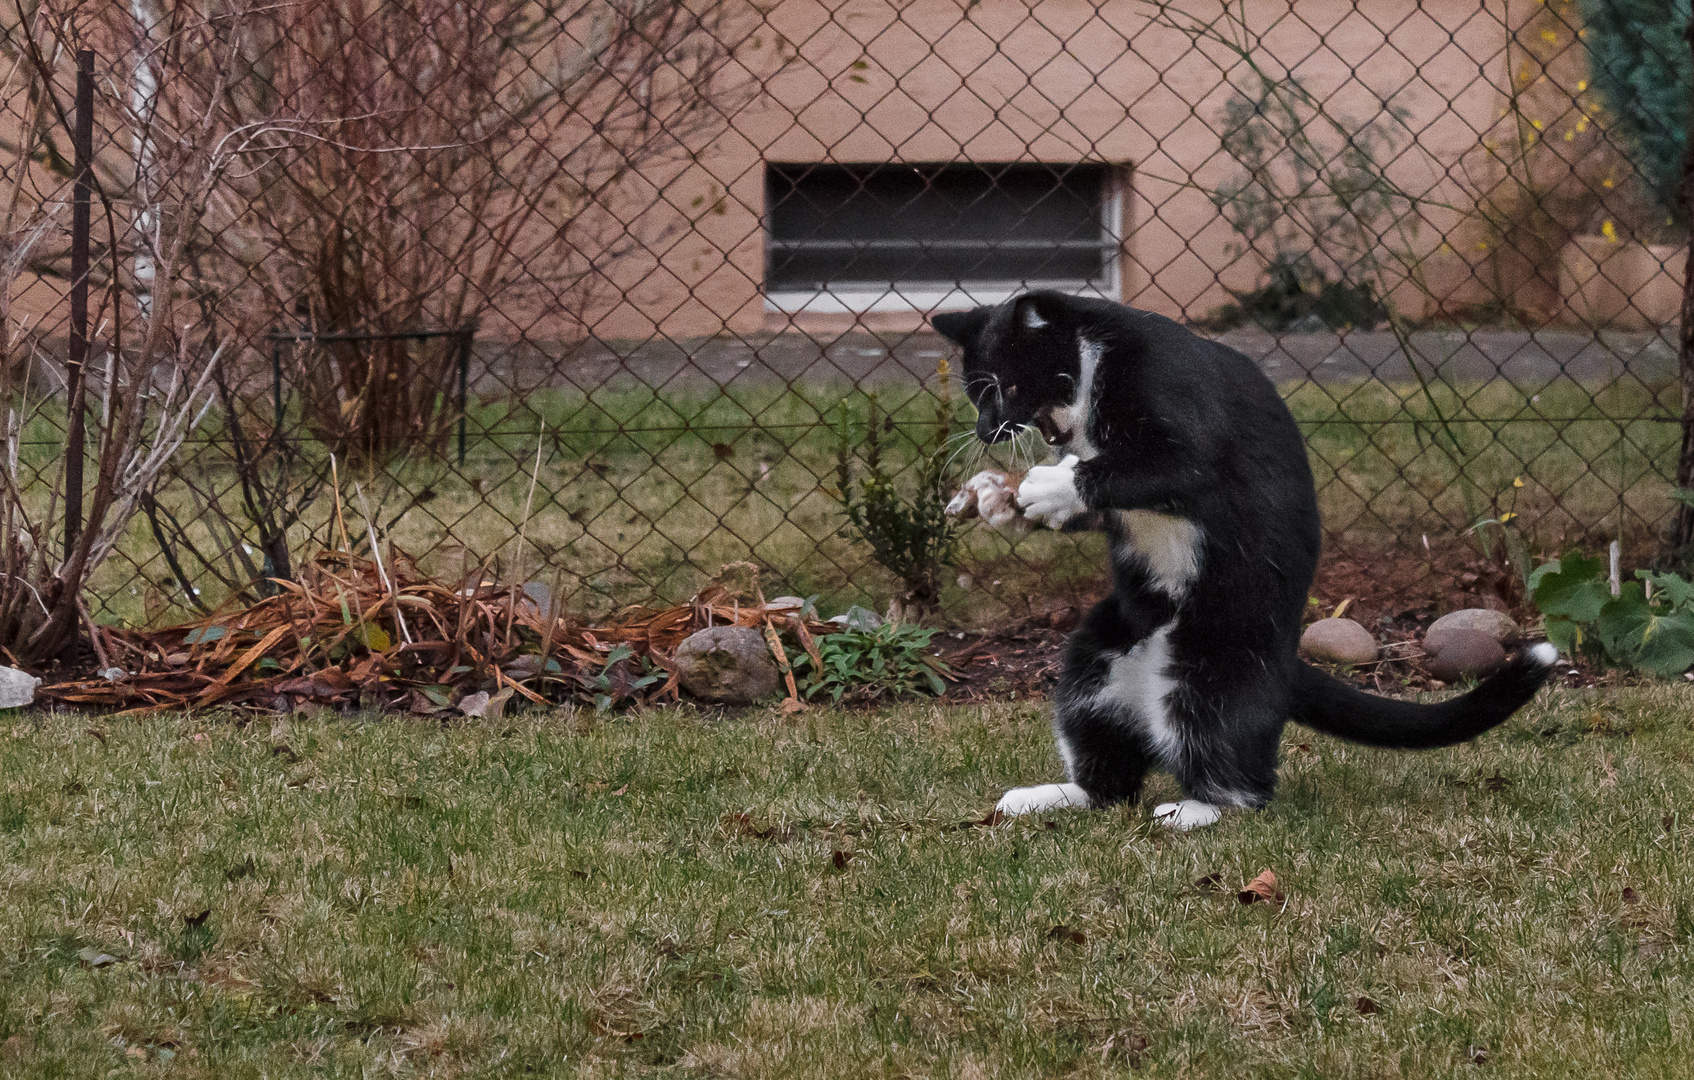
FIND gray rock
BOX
[1425,609,1520,655]
[1299,618,1378,666]
[674,626,781,705]
[521,581,566,621]
[1426,630,1507,682]
[0,665,39,707]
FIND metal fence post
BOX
[63,49,93,562]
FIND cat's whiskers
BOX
[940,431,983,476]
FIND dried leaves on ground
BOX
[40,550,834,716]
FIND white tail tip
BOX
[1528,642,1559,667]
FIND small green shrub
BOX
[1202,253,1387,332]
[1531,550,1694,676]
[832,383,961,618]
[793,618,951,704]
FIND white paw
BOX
[996,782,1090,816]
[1152,799,1222,831]
[1017,455,1085,527]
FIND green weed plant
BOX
[1532,550,1694,676]
[792,616,950,704]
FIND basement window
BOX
[764,161,1122,313]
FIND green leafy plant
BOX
[1531,551,1694,676]
[1576,0,1691,213]
[793,620,951,704]
[584,643,664,714]
[832,377,962,620]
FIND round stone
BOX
[1299,618,1379,667]
[1426,629,1508,682]
[1425,608,1520,655]
[673,626,781,705]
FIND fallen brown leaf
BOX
[830,849,852,870]
[720,811,776,840]
[1045,924,1086,946]
[1355,996,1377,1015]
[1237,869,1284,905]
[1193,872,1226,892]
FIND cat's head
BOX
[932,291,1084,446]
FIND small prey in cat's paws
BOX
[1016,454,1086,527]
[945,468,1026,529]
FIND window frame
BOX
[762,161,1125,314]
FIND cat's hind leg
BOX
[1155,692,1283,830]
[996,691,1153,816]
[995,596,1160,817]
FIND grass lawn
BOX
[80,366,1681,629]
[3,682,1693,1077]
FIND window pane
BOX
[766,162,1111,291]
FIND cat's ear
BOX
[931,307,989,347]
[1013,292,1062,332]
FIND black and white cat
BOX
[933,291,1557,830]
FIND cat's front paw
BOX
[1017,455,1086,527]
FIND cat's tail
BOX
[1288,643,1559,749]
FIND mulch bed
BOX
[932,545,1612,702]
[35,544,1608,718]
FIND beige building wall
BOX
[581,0,1536,342]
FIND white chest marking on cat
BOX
[1093,623,1182,764]
[1113,510,1203,597]
[1054,335,1102,461]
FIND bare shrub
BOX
[0,3,225,661]
[144,0,754,461]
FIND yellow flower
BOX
[1500,512,1518,523]
[1541,28,1558,42]
[1601,219,1618,243]
[1577,80,1588,92]
[1512,477,1524,488]
[1602,178,1615,189]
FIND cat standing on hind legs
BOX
[932,290,1558,830]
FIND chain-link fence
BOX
[1,0,1688,640]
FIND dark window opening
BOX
[764,162,1117,296]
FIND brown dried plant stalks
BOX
[128,0,753,462]
[39,549,833,716]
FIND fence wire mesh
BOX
[1,0,1688,634]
